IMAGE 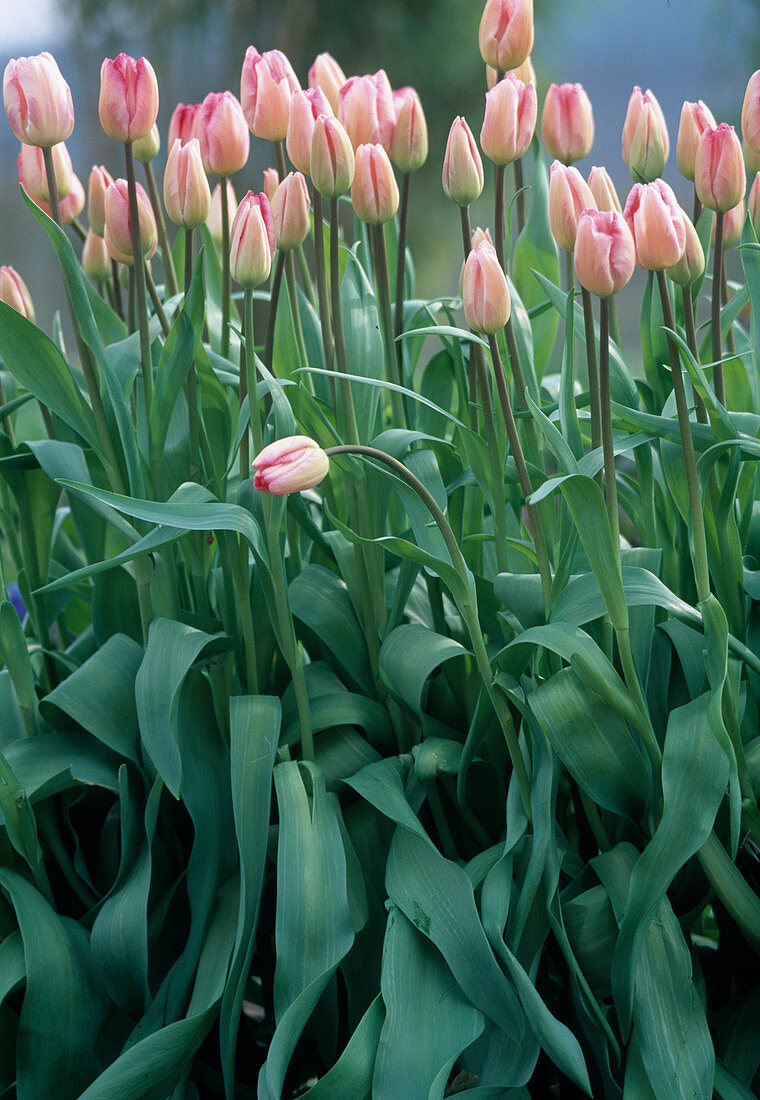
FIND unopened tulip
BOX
[87,165,114,236]
[207,179,237,246]
[588,166,621,212]
[749,173,760,236]
[541,82,594,165]
[338,71,395,152]
[390,87,428,174]
[271,172,311,251]
[480,72,537,166]
[471,226,495,251]
[197,91,249,178]
[308,53,346,116]
[82,229,111,282]
[17,140,72,202]
[677,100,716,181]
[548,161,596,251]
[574,208,635,297]
[463,240,511,334]
[133,123,160,164]
[351,143,399,224]
[263,168,279,203]
[310,115,355,198]
[478,0,534,73]
[168,103,201,148]
[240,47,300,142]
[623,180,686,270]
[487,56,536,92]
[99,54,159,143]
[695,123,746,213]
[252,435,329,494]
[229,190,275,287]
[622,86,669,183]
[714,200,745,248]
[3,52,74,147]
[0,266,34,321]
[666,211,705,285]
[163,137,211,228]
[286,87,333,175]
[59,172,84,225]
[442,117,484,206]
[742,71,760,172]
[104,178,157,265]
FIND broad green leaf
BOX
[512,148,559,377]
[303,995,385,1099]
[379,623,469,716]
[289,564,373,694]
[0,601,35,737]
[5,731,120,800]
[341,251,383,440]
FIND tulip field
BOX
[2,0,760,1096]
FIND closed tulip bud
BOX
[677,100,716,181]
[471,226,494,251]
[390,87,428,174]
[271,172,311,250]
[749,173,760,236]
[487,55,536,92]
[338,71,395,152]
[99,54,159,143]
[480,72,537,166]
[207,179,237,246]
[713,200,745,248]
[104,178,157,265]
[623,179,686,270]
[478,0,534,72]
[310,114,355,198]
[229,190,275,287]
[240,47,300,142]
[59,172,84,225]
[263,167,279,202]
[573,208,635,297]
[541,82,594,165]
[0,266,34,321]
[17,140,72,202]
[133,123,160,164]
[588,166,621,212]
[695,123,746,214]
[87,165,114,236]
[197,91,249,178]
[163,137,211,228]
[548,160,596,251]
[308,53,346,116]
[442,117,484,206]
[351,143,399,224]
[463,240,511,334]
[82,228,111,282]
[168,103,200,147]
[622,87,669,183]
[3,52,74,147]
[742,71,760,171]
[252,435,329,494]
[286,87,333,176]
[666,210,705,286]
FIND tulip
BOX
[573,208,635,297]
[622,86,669,183]
[59,172,85,225]
[286,87,334,176]
[478,0,534,73]
[338,71,395,152]
[462,240,511,334]
[310,114,355,198]
[442,117,484,206]
[588,166,621,212]
[749,173,760,236]
[99,54,159,143]
[3,52,74,147]
[17,141,72,202]
[240,47,300,142]
[308,52,346,116]
[548,161,596,251]
[541,82,594,165]
[252,435,329,494]
[714,200,745,249]
[163,138,211,229]
[480,72,537,166]
[695,123,746,213]
[263,167,280,203]
[104,178,157,265]
[665,212,705,286]
[82,229,111,282]
[487,55,536,92]
[87,165,114,236]
[133,123,160,164]
[471,226,495,251]
[271,172,311,250]
[197,91,249,178]
[623,180,686,270]
[229,190,275,287]
[390,87,428,174]
[168,102,201,147]
[742,71,760,171]
[207,179,237,246]
[677,100,716,181]
[0,266,35,321]
[351,143,399,225]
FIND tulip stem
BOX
[245,288,263,459]
[264,251,286,371]
[125,141,153,418]
[370,223,406,427]
[471,346,510,573]
[312,191,334,401]
[712,210,725,404]
[184,227,200,482]
[41,146,62,228]
[284,253,310,380]
[274,139,287,182]
[514,156,525,236]
[494,163,506,273]
[580,285,602,460]
[71,218,86,243]
[220,173,232,360]
[111,260,123,321]
[329,197,360,444]
[599,296,620,569]
[295,243,317,308]
[144,264,170,336]
[143,160,178,298]
[394,172,411,380]
[459,206,479,431]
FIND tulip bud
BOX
[695,123,746,214]
[480,72,537,166]
[548,161,596,251]
[749,173,760,237]
[442,117,484,206]
[622,87,669,183]
[351,143,399,225]
[677,100,716,181]
[390,87,428,174]
[263,167,280,203]
[99,54,159,143]
[240,47,300,142]
[3,52,74,147]
[588,166,621,212]
[252,435,329,494]
[310,114,355,198]
[87,165,114,236]
[207,179,237,246]
[714,200,745,249]
[338,71,395,152]
[463,240,511,334]
[133,123,160,164]
[168,103,201,147]
[623,179,686,270]
[286,87,334,176]
[271,172,311,250]
[163,137,211,229]
[17,140,72,202]
[471,226,494,251]
[487,55,536,92]
[104,178,157,265]
[197,91,249,178]
[541,82,594,165]
[0,266,35,321]
[59,172,85,225]
[742,71,760,173]
[666,210,705,286]
[229,190,275,288]
[308,53,347,116]
[82,229,111,282]
[478,0,534,73]
[573,208,635,297]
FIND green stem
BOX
[143,160,178,297]
[472,345,509,573]
[274,139,287,181]
[230,539,258,695]
[245,289,263,459]
[312,190,335,402]
[581,285,602,456]
[494,162,506,273]
[599,296,620,569]
[295,242,317,308]
[394,172,411,379]
[41,146,62,227]
[125,141,153,418]
[144,263,170,336]
[712,210,725,404]
[284,252,310,376]
[329,197,360,443]
[220,173,231,359]
[184,228,199,482]
[111,259,123,320]
[459,206,479,432]
[264,250,286,370]
[513,156,525,237]
[370,222,406,427]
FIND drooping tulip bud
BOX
[677,100,716,181]
[197,91,249,177]
[59,172,84,225]
[338,71,395,152]
[666,210,705,285]
[271,172,311,250]
[229,190,275,287]
[308,53,346,116]
[0,265,35,321]
[541,82,594,165]
[310,114,355,198]
[695,123,746,213]
[252,435,329,494]
[3,52,74,147]
[163,137,211,229]
[17,140,72,202]
[622,86,669,183]
[714,200,745,248]
[478,0,534,73]
[99,54,159,143]
[87,165,114,236]
[463,240,511,334]
[588,166,621,212]
[263,167,279,203]
[240,47,300,142]
[351,143,399,224]
[168,103,201,148]
[82,229,111,282]
[573,208,635,297]
[623,179,686,270]
[442,117,484,206]
[742,71,760,174]
[480,72,537,166]
[104,178,157,265]
[207,179,237,246]
[390,87,428,174]
[548,160,597,251]
[749,173,760,237]
[286,87,333,176]
[133,123,160,164]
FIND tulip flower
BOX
[3,52,74,147]
[541,83,594,165]
[390,87,428,174]
[307,52,346,116]
[548,161,596,252]
[104,178,157,265]
[588,166,621,212]
[58,172,85,225]
[677,100,716,181]
[487,55,536,92]
[478,0,534,73]
[17,141,72,202]
[462,240,511,334]
[351,144,399,225]
[666,212,705,286]
[240,47,300,142]
[442,117,484,207]
[168,103,201,147]
[197,91,249,178]
[742,71,760,173]
[622,86,669,183]
[480,72,537,166]
[573,208,635,297]
[310,114,355,198]
[82,229,112,282]
[163,138,211,229]
[695,123,746,213]
[471,227,495,251]
[749,173,760,237]
[715,200,745,249]
[99,54,159,143]
[271,172,311,250]
[252,436,329,495]
[133,123,160,164]
[207,179,237,246]
[338,71,395,152]
[0,266,35,321]
[87,165,114,236]
[229,190,275,288]
[263,168,280,203]
[286,87,334,176]
[623,179,686,270]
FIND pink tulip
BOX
[168,103,201,148]
[623,180,686,270]
[99,54,159,143]
[713,200,745,248]
[471,227,495,251]
[338,71,396,152]
[622,86,669,183]
[197,91,249,178]
[59,172,85,225]
[390,87,428,174]
[163,138,211,229]
[478,0,534,73]
[541,83,594,165]
[666,210,704,286]
[486,56,536,92]
[104,178,157,265]
[271,172,311,251]
[17,141,72,202]
[351,143,399,224]
[229,190,275,288]
[588,166,622,212]
[548,161,596,252]
[82,229,111,282]
[310,114,355,198]
[87,165,114,236]
[573,209,635,297]
[0,265,35,321]
[207,179,237,246]
[240,47,300,142]
[677,100,716,182]
[695,123,746,214]
[442,117,484,206]
[3,52,74,147]
[742,71,760,171]
[263,168,280,203]
[252,435,329,494]
[463,240,511,334]
[749,173,760,237]
[286,87,334,176]
[480,72,537,166]
[307,53,347,116]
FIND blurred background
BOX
[1,0,758,353]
